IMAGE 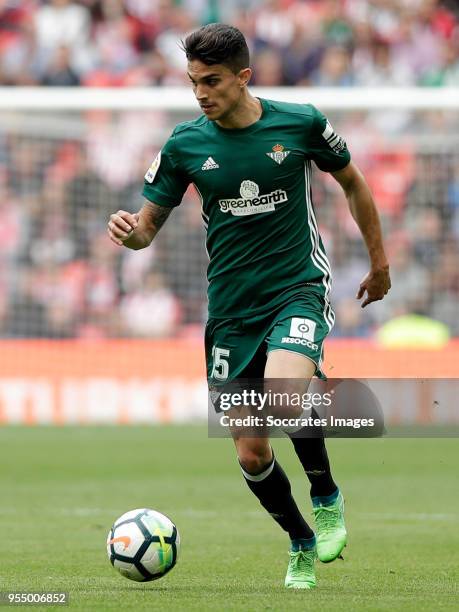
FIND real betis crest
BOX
[266,144,291,165]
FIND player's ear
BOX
[238,67,252,88]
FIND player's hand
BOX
[356,265,391,308]
[108,210,139,246]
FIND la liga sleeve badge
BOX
[144,150,162,183]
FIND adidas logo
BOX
[202,157,219,171]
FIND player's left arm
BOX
[331,161,391,308]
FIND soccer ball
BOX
[107,508,180,582]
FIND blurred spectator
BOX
[31,261,84,322]
[252,0,296,50]
[34,0,94,77]
[41,45,80,86]
[252,47,283,86]
[391,4,448,83]
[331,297,372,338]
[84,0,140,86]
[354,39,415,86]
[0,166,23,265]
[419,39,459,85]
[28,173,75,266]
[66,143,120,259]
[311,46,354,86]
[122,46,169,86]
[448,159,459,240]
[363,149,415,217]
[281,22,323,85]
[0,20,43,85]
[345,0,401,42]
[86,109,163,190]
[82,232,120,335]
[156,19,196,83]
[430,239,459,334]
[410,207,443,269]
[120,270,181,337]
[322,0,354,47]
[8,137,45,198]
[3,267,52,338]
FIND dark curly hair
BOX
[182,23,250,74]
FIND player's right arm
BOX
[107,202,172,250]
[108,128,189,249]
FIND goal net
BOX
[0,87,458,424]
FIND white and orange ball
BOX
[107,508,180,582]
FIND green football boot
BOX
[284,547,317,589]
[312,491,347,563]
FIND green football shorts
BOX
[205,288,333,384]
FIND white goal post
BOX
[0,86,458,110]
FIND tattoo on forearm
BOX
[146,202,172,232]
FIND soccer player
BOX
[107,23,391,589]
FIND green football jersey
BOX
[142,98,350,322]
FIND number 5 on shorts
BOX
[211,346,230,381]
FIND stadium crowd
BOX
[1,0,459,87]
[0,1,458,340]
[1,107,458,340]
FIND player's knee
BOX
[237,441,272,475]
[238,452,269,475]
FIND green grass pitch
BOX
[0,426,457,611]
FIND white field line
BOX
[356,512,457,521]
[0,508,456,521]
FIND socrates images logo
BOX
[218,180,288,216]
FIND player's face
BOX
[187,60,251,121]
